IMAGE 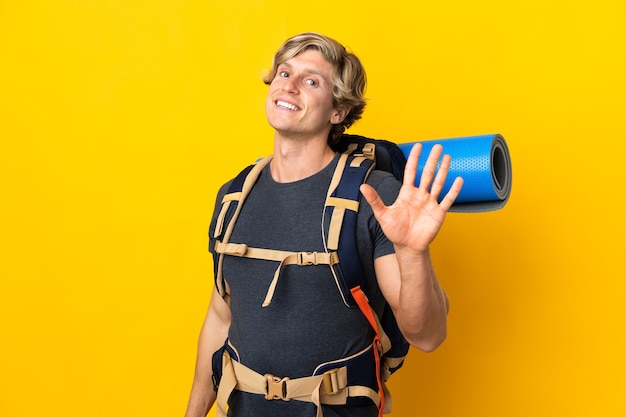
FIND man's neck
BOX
[270,132,336,183]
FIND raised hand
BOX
[360,143,464,254]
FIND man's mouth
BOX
[276,100,299,111]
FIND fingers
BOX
[410,143,464,211]
[371,142,464,214]
[403,143,422,187]
[439,176,464,212]
[429,153,451,199]
[418,144,443,192]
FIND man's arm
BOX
[361,143,462,352]
[374,250,449,352]
[184,287,231,417]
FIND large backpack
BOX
[211,134,410,415]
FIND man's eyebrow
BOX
[278,62,330,80]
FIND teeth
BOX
[277,100,298,111]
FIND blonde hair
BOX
[263,32,367,145]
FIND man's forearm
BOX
[184,288,231,417]
[184,379,216,417]
[395,247,449,352]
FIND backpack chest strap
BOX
[214,240,339,307]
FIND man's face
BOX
[265,49,346,140]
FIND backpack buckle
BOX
[298,252,319,265]
[361,143,376,160]
[264,374,290,401]
[322,369,341,395]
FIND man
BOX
[184,32,463,417]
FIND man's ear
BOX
[330,106,350,125]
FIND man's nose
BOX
[281,76,298,93]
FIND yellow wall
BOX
[1,1,624,416]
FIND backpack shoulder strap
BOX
[326,137,411,377]
[323,143,376,308]
[212,157,272,298]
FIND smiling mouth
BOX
[276,100,299,111]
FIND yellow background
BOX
[1,1,624,416]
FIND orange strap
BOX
[350,286,385,417]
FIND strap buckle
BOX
[298,252,319,266]
[264,374,290,401]
[361,143,376,160]
[322,369,341,395]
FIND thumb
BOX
[360,184,387,216]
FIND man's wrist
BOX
[394,245,431,264]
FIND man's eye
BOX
[279,71,289,78]
[306,79,318,87]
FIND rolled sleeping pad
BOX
[397,134,512,213]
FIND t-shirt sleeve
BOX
[363,171,402,260]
